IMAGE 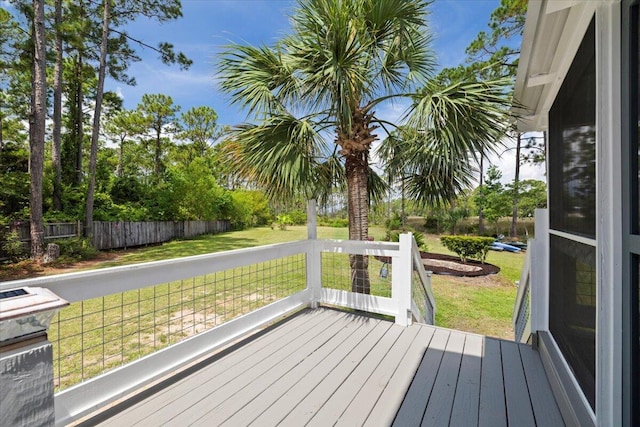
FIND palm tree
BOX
[218,0,510,293]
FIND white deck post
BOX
[530,208,549,335]
[393,233,413,326]
[306,200,321,308]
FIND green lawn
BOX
[94,225,523,339]
[418,233,523,338]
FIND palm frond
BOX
[405,77,512,162]
[229,113,327,201]
[217,44,296,118]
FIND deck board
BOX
[449,333,483,427]
[362,326,435,427]
[327,324,421,426]
[103,309,332,425]
[217,317,383,426]
[304,325,404,427]
[252,318,393,427]
[420,330,466,426]
[93,308,565,427]
[519,343,565,426]
[167,310,353,426]
[392,328,449,426]
[479,337,508,427]
[502,340,536,427]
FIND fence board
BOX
[5,220,230,252]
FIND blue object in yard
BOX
[489,244,504,252]
[492,242,521,252]
[509,241,528,250]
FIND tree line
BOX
[2,0,541,297]
[1,1,272,259]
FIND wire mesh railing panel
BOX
[411,268,430,322]
[514,284,531,343]
[49,253,306,392]
[320,252,392,297]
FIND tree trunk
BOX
[478,154,485,235]
[345,151,370,294]
[510,133,521,239]
[74,54,84,187]
[84,0,110,238]
[449,198,456,235]
[154,127,163,179]
[52,0,63,211]
[116,136,124,177]
[30,0,46,260]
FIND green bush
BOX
[287,209,307,225]
[2,230,26,262]
[53,237,97,261]
[318,217,348,228]
[385,229,428,251]
[440,235,495,263]
[275,214,292,231]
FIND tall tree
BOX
[219,0,511,293]
[178,106,225,161]
[137,93,180,180]
[465,0,528,238]
[29,0,47,259]
[51,0,63,210]
[105,109,148,178]
[84,0,111,237]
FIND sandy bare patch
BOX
[423,259,482,272]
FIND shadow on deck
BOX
[82,308,564,427]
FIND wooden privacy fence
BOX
[9,220,231,251]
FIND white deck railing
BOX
[0,232,433,426]
[513,247,532,343]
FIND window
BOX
[548,18,596,410]
[549,235,596,409]
[549,21,597,239]
[623,2,640,424]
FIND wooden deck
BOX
[90,308,564,426]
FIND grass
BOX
[417,233,524,338]
[38,224,523,391]
[95,225,388,268]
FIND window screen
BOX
[549,20,596,239]
[549,235,596,409]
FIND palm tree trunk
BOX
[346,151,370,294]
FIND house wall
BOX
[515,1,637,425]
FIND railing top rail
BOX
[0,240,310,302]
[318,239,400,257]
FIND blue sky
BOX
[106,0,545,183]
[107,0,500,126]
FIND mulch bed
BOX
[375,252,500,277]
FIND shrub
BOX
[440,235,495,263]
[318,217,348,228]
[53,237,98,261]
[287,209,307,225]
[275,214,292,231]
[2,230,26,262]
[385,229,428,251]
